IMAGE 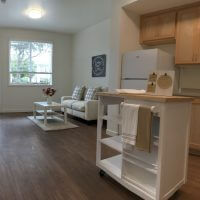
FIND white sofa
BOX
[61,87,108,121]
[61,96,98,121]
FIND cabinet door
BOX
[140,12,176,45]
[158,12,176,39]
[176,7,200,64]
[140,15,159,42]
[190,103,200,152]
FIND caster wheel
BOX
[99,170,106,177]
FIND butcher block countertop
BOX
[97,92,194,103]
[192,98,200,104]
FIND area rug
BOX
[28,116,78,131]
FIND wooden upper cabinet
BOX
[175,7,200,64]
[140,12,176,45]
[158,12,177,39]
[140,15,159,42]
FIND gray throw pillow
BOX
[84,88,98,101]
[72,86,85,100]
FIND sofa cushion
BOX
[62,100,77,109]
[72,86,85,100]
[72,101,86,112]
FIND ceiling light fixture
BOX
[26,8,44,19]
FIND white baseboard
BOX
[106,129,119,136]
[1,108,32,113]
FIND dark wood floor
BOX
[0,113,199,200]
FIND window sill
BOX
[8,84,54,87]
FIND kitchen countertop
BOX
[192,98,200,104]
[97,92,194,103]
[175,94,200,104]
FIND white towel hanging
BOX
[121,102,140,146]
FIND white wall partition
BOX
[72,19,111,89]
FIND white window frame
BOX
[9,40,54,86]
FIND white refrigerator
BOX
[121,49,174,90]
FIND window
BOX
[9,41,53,85]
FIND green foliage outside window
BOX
[9,41,53,85]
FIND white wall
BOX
[107,1,143,135]
[0,28,72,112]
[109,1,143,91]
[72,19,111,89]
[109,0,124,91]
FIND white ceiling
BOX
[124,0,200,14]
[0,0,112,34]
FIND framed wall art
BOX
[92,54,106,77]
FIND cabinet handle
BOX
[193,54,197,62]
[195,54,198,62]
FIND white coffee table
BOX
[33,102,67,126]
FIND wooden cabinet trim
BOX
[141,1,200,18]
[141,37,175,45]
